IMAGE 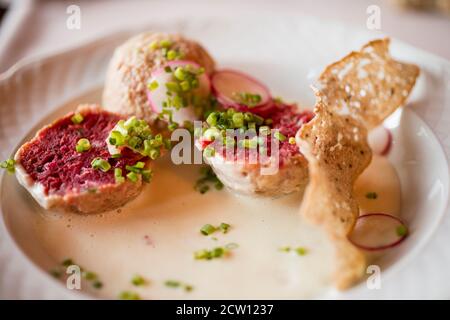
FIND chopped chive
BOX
[184,285,194,292]
[174,67,186,80]
[119,291,141,300]
[61,258,74,267]
[194,244,236,261]
[289,137,296,145]
[114,168,125,184]
[142,169,153,183]
[92,280,103,289]
[71,113,84,124]
[75,138,91,152]
[0,158,15,174]
[199,185,210,194]
[164,280,180,288]
[159,39,172,48]
[219,223,231,234]
[200,224,216,236]
[296,247,308,256]
[147,80,159,91]
[127,171,138,183]
[279,246,291,252]
[167,49,178,60]
[91,158,111,172]
[366,192,378,199]
[168,122,178,131]
[396,225,408,237]
[131,275,147,286]
[82,271,97,281]
[273,131,286,141]
[149,41,158,50]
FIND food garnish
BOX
[164,280,193,292]
[194,166,224,194]
[0,158,15,173]
[119,291,141,300]
[131,274,148,286]
[106,116,169,158]
[50,259,103,290]
[149,39,184,61]
[365,192,378,199]
[199,222,231,236]
[91,158,111,172]
[70,113,84,124]
[279,246,308,256]
[75,138,91,153]
[194,243,237,260]
[200,224,216,236]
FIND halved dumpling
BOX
[14,105,155,214]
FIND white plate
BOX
[0,16,449,299]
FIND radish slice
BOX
[349,213,408,251]
[368,126,392,156]
[146,60,211,124]
[211,69,273,116]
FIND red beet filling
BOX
[18,110,144,195]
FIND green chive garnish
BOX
[82,271,97,280]
[131,275,147,286]
[296,247,308,256]
[119,291,141,300]
[289,137,296,145]
[200,224,216,236]
[396,225,408,237]
[61,258,74,267]
[114,168,125,184]
[92,281,103,289]
[219,223,231,234]
[366,192,378,199]
[0,158,15,174]
[164,280,180,288]
[127,171,138,183]
[75,138,91,152]
[71,113,84,124]
[147,80,159,91]
[274,131,286,141]
[91,158,111,172]
[159,39,172,48]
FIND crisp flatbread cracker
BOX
[318,38,419,129]
[298,92,372,289]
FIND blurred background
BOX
[0,0,449,73]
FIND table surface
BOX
[0,0,449,73]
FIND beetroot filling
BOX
[19,111,144,195]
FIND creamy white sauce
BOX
[32,154,400,299]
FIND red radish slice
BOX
[349,213,408,251]
[146,60,211,124]
[368,126,392,156]
[211,69,273,116]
